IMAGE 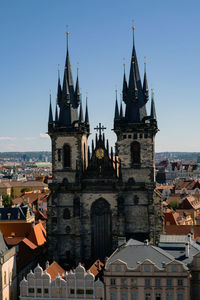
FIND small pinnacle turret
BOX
[143,64,149,103]
[79,100,84,123]
[85,98,89,125]
[114,91,120,120]
[150,90,157,121]
[75,71,81,107]
[48,94,53,126]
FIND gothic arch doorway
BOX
[91,198,112,260]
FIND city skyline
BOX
[0,0,200,152]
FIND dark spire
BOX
[122,64,128,102]
[92,140,94,153]
[48,93,53,124]
[106,139,109,154]
[123,27,147,123]
[150,89,157,120]
[66,80,70,103]
[114,90,120,120]
[88,146,91,161]
[55,104,58,122]
[85,97,89,124]
[79,100,84,123]
[65,32,74,88]
[143,61,149,103]
[128,28,138,99]
[74,68,81,107]
[57,65,62,107]
[120,94,123,118]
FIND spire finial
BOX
[123,57,126,72]
[132,19,135,44]
[66,25,69,49]
[77,62,79,76]
[144,56,146,73]
[57,64,60,79]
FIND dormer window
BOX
[7,213,11,220]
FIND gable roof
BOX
[45,261,65,281]
[105,239,175,270]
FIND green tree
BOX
[21,187,31,194]
[2,194,12,207]
[168,201,179,210]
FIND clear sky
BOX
[0,0,200,152]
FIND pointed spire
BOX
[92,140,94,153]
[65,31,74,88]
[120,94,123,118]
[128,27,138,99]
[55,104,58,122]
[88,146,90,161]
[114,90,120,120]
[75,68,81,106]
[48,93,53,124]
[150,89,157,120]
[143,60,149,103]
[106,139,109,154]
[57,65,62,107]
[122,64,128,101]
[79,100,84,123]
[85,97,89,124]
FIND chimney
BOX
[185,243,190,258]
[45,261,49,269]
[187,233,191,243]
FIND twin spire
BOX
[115,27,157,125]
[48,33,90,132]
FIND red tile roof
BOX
[45,261,65,281]
[166,225,200,239]
[89,259,104,277]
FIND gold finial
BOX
[132,18,135,30]
[65,25,69,35]
[144,56,146,72]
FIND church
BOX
[47,28,163,267]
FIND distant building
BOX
[20,262,104,300]
[0,231,17,300]
[0,205,35,224]
[104,239,189,300]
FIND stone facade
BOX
[47,29,163,266]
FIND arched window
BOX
[131,141,140,166]
[63,208,71,219]
[63,144,71,168]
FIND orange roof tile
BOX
[28,223,46,246]
[45,261,65,281]
[89,260,104,277]
[166,225,200,239]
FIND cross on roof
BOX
[94,123,106,136]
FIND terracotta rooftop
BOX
[89,259,104,277]
[45,261,65,281]
[175,180,200,191]
[166,225,200,239]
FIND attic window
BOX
[18,213,20,219]
[7,213,11,220]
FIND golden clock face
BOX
[96,148,104,159]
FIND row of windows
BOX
[110,278,183,287]
[123,133,151,140]
[28,288,48,294]
[58,141,142,169]
[110,292,184,300]
[70,289,93,295]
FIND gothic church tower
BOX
[47,29,163,267]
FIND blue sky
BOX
[0,0,200,152]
